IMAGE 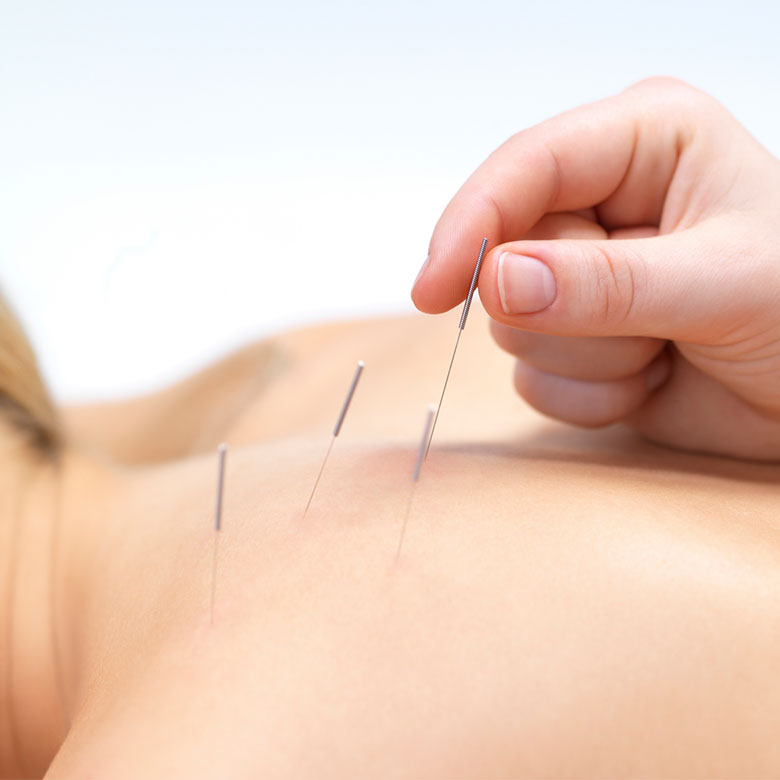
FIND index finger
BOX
[411,77,697,314]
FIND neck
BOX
[0,434,110,777]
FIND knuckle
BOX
[625,77,723,131]
[582,243,643,331]
[474,187,506,238]
[627,75,692,94]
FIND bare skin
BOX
[2,306,780,778]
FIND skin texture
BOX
[412,78,780,461]
[2,307,780,778]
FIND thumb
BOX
[478,226,770,342]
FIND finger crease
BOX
[543,144,564,213]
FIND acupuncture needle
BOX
[303,360,365,517]
[395,404,436,560]
[210,442,227,624]
[423,237,488,461]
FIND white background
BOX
[2,0,778,401]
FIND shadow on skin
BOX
[430,423,780,486]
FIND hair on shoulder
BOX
[0,293,61,459]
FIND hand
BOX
[411,78,780,461]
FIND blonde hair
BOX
[0,293,61,458]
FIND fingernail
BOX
[414,255,430,287]
[646,357,670,392]
[497,252,557,314]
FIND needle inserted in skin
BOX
[303,360,365,517]
[395,404,436,560]
[210,442,227,624]
[423,237,488,461]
